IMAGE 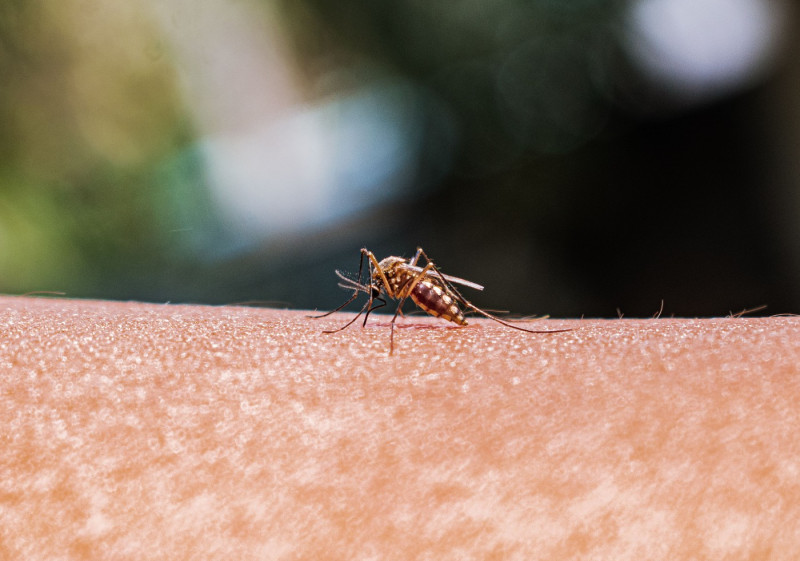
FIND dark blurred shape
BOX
[272,0,798,317]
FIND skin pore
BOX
[2,296,799,560]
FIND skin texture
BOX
[1,296,800,560]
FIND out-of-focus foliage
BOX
[0,2,192,295]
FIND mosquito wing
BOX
[398,263,484,291]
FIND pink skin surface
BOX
[2,296,800,560]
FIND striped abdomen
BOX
[411,279,467,325]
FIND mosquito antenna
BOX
[335,270,372,294]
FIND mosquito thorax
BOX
[376,256,405,276]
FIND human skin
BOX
[1,296,799,560]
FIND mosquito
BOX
[310,247,571,353]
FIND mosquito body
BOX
[310,247,571,353]
[370,254,477,326]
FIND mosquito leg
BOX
[322,297,372,333]
[383,262,439,354]
[362,248,396,299]
[402,262,436,297]
[363,296,386,327]
[422,258,572,335]
[307,291,359,318]
[387,280,419,354]
[409,247,423,267]
[415,247,434,267]
[389,300,406,355]
[310,249,372,319]
[355,247,367,285]
[463,303,572,334]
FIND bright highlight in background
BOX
[626,0,789,101]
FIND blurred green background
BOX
[1,0,798,317]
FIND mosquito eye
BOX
[371,287,380,298]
